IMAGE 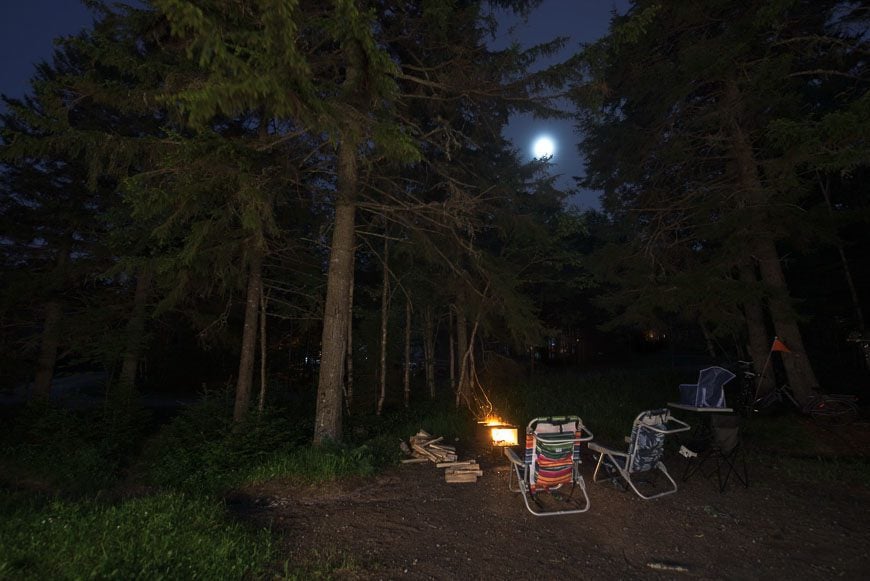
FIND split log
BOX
[436,461,477,468]
[445,472,478,483]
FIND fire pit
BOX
[480,415,518,447]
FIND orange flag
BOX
[771,337,791,353]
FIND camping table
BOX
[666,403,736,485]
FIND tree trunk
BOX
[727,80,820,404]
[377,237,390,416]
[32,301,63,401]
[753,237,820,402]
[234,250,263,422]
[700,322,716,359]
[455,307,468,408]
[819,175,864,332]
[738,262,776,396]
[32,240,71,401]
[117,267,152,403]
[344,266,355,414]
[403,292,412,408]
[313,141,357,444]
[257,285,267,413]
[423,305,436,399]
[448,309,456,399]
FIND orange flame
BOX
[490,426,518,446]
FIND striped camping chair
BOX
[505,416,593,516]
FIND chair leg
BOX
[717,446,749,491]
[592,452,607,483]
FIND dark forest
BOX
[1,1,868,578]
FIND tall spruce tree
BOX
[573,0,867,403]
[1,49,117,400]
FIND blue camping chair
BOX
[679,366,736,408]
[590,409,690,499]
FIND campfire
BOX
[481,415,518,447]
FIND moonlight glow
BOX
[532,135,555,159]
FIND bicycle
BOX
[734,360,758,417]
[752,381,859,426]
[734,360,859,426]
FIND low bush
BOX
[0,404,149,494]
[140,398,381,493]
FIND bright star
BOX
[532,135,555,159]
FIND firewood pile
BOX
[400,430,482,483]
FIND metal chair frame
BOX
[505,415,593,516]
[589,409,690,500]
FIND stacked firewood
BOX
[400,430,482,483]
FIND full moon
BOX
[532,135,555,159]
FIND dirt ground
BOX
[233,424,870,580]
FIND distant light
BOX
[532,135,555,159]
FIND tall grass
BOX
[140,398,387,493]
[492,367,684,441]
[0,404,149,494]
[0,491,272,580]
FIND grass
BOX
[493,367,686,441]
[0,404,149,494]
[768,454,870,486]
[491,366,869,486]
[0,491,273,580]
[1,364,865,579]
[0,397,387,580]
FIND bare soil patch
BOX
[233,424,870,580]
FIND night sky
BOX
[0,0,628,208]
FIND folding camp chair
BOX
[589,408,690,500]
[678,366,735,408]
[504,416,593,516]
[682,413,749,492]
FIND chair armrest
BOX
[504,447,523,466]
[588,442,628,457]
[644,417,692,435]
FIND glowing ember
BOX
[490,426,518,447]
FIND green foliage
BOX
[492,367,684,440]
[0,404,150,495]
[140,398,383,492]
[242,443,376,485]
[0,492,273,580]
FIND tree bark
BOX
[117,267,152,403]
[738,262,776,396]
[313,139,357,443]
[455,307,468,408]
[257,285,267,413]
[377,237,390,416]
[344,265,355,414]
[753,237,820,402]
[32,301,63,401]
[423,305,436,399]
[32,240,71,401]
[403,292,412,408]
[818,175,864,332]
[234,250,263,422]
[700,322,716,359]
[448,309,456,399]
